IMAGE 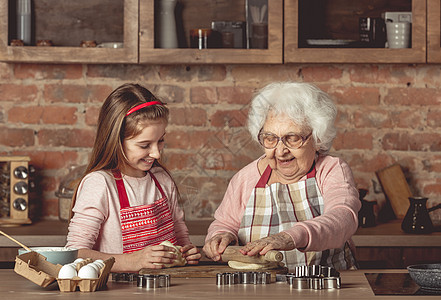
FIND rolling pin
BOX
[220,246,283,264]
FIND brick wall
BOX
[1,63,440,224]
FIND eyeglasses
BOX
[258,132,312,149]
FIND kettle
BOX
[401,197,440,234]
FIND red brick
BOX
[159,65,226,82]
[382,132,441,151]
[190,87,218,104]
[0,84,38,102]
[301,65,344,82]
[423,180,441,197]
[346,153,394,173]
[8,106,44,124]
[42,106,78,124]
[0,127,35,147]
[41,197,58,218]
[14,64,82,80]
[428,110,441,128]
[85,106,101,126]
[390,110,425,129]
[218,86,254,105]
[210,110,248,127]
[353,108,391,128]
[30,151,79,170]
[333,131,373,150]
[231,65,301,84]
[349,65,415,84]
[43,84,113,103]
[165,129,222,150]
[151,84,185,104]
[384,88,441,106]
[169,107,207,126]
[0,63,12,79]
[329,86,380,105]
[86,65,158,80]
[162,152,194,170]
[38,129,95,147]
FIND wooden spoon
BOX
[0,230,32,251]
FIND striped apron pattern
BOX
[238,165,357,271]
[113,170,177,254]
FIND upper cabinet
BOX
[0,0,440,64]
[284,0,426,64]
[138,0,283,64]
[0,0,138,64]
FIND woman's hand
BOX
[129,244,178,270]
[180,244,201,265]
[202,232,237,261]
[239,232,295,256]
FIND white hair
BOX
[247,82,337,154]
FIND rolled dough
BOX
[228,260,281,270]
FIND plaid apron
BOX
[112,170,177,254]
[238,165,357,271]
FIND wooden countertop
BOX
[1,268,438,299]
[1,219,440,249]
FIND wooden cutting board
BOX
[139,263,288,279]
[376,164,412,219]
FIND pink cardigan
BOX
[206,155,361,252]
[66,167,191,254]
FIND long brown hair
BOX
[70,83,170,217]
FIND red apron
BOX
[112,170,177,254]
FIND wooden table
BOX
[1,269,439,299]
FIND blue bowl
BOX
[18,247,78,265]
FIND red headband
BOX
[125,101,163,116]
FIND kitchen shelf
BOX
[0,0,138,64]
[285,0,427,63]
[138,0,283,64]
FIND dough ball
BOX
[228,260,280,270]
[155,240,186,268]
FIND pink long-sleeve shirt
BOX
[66,167,191,254]
[206,155,361,252]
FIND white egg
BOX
[93,260,105,268]
[58,264,77,279]
[87,262,101,273]
[78,264,98,279]
[74,258,85,264]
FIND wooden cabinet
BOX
[427,0,441,62]
[0,0,138,64]
[138,0,283,64]
[1,0,441,64]
[284,0,426,63]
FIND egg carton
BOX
[57,257,115,292]
[14,251,115,292]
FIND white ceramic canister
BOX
[157,0,178,48]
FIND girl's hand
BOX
[239,232,295,257]
[130,244,177,269]
[180,244,201,265]
[202,232,237,261]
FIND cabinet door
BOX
[427,0,441,62]
[285,0,426,63]
[0,0,138,64]
[139,0,283,64]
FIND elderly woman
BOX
[203,82,360,271]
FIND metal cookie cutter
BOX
[286,265,341,290]
[136,274,171,289]
[216,271,271,285]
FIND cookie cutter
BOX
[284,265,341,290]
[216,271,271,285]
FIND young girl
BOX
[66,83,200,272]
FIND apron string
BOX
[112,169,130,209]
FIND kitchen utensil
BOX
[401,197,434,234]
[220,246,283,264]
[407,263,441,291]
[376,164,412,219]
[358,188,377,227]
[0,229,32,251]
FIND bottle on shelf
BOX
[16,0,32,45]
